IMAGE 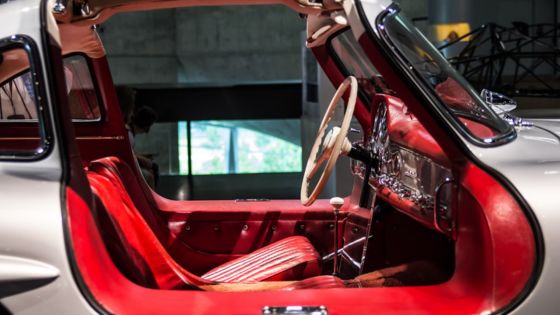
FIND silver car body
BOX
[0,0,96,314]
[0,0,557,313]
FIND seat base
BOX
[202,236,320,283]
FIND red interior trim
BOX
[66,158,535,313]
[60,33,536,314]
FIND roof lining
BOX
[58,0,331,26]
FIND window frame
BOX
[0,52,105,124]
[0,35,53,161]
[372,4,516,147]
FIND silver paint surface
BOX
[472,123,560,315]
[0,0,95,314]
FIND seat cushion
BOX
[281,275,346,290]
[202,236,320,283]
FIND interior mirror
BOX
[480,89,517,115]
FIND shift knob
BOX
[330,196,343,276]
[330,197,344,211]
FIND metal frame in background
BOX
[439,22,560,98]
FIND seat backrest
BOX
[88,156,168,243]
[86,169,212,289]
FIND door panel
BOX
[0,1,95,313]
[157,199,337,274]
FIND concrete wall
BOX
[99,1,560,200]
[100,5,305,85]
[99,9,178,85]
[469,0,555,27]
[399,0,428,19]
[100,1,557,86]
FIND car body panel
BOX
[0,0,95,313]
[467,124,560,314]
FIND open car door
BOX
[0,0,542,314]
[0,0,96,313]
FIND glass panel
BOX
[0,52,37,121]
[0,47,43,156]
[63,55,101,121]
[380,10,512,142]
[235,123,302,174]
[190,121,231,175]
[176,119,302,175]
[0,54,101,122]
[330,30,394,101]
[136,119,303,176]
[133,122,179,175]
[178,121,189,174]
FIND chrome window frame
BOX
[0,35,53,161]
[369,3,517,147]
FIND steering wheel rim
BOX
[301,76,358,206]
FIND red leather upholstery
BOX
[379,95,449,165]
[202,236,319,282]
[88,173,211,289]
[87,157,323,289]
[281,275,346,290]
[89,156,169,243]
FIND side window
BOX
[0,38,50,159]
[134,119,303,176]
[0,54,101,123]
[0,55,37,121]
[63,55,101,121]
[183,119,302,175]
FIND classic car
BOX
[0,0,556,314]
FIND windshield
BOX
[379,9,514,144]
[329,30,394,103]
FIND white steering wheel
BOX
[301,76,358,206]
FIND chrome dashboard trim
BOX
[352,143,455,236]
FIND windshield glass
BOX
[329,30,395,103]
[380,9,513,143]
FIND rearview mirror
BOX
[480,89,517,115]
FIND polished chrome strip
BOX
[322,235,373,261]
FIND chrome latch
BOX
[262,306,328,315]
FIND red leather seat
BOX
[202,236,319,282]
[280,275,347,290]
[87,157,323,289]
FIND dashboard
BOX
[354,95,456,237]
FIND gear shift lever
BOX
[330,197,344,276]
